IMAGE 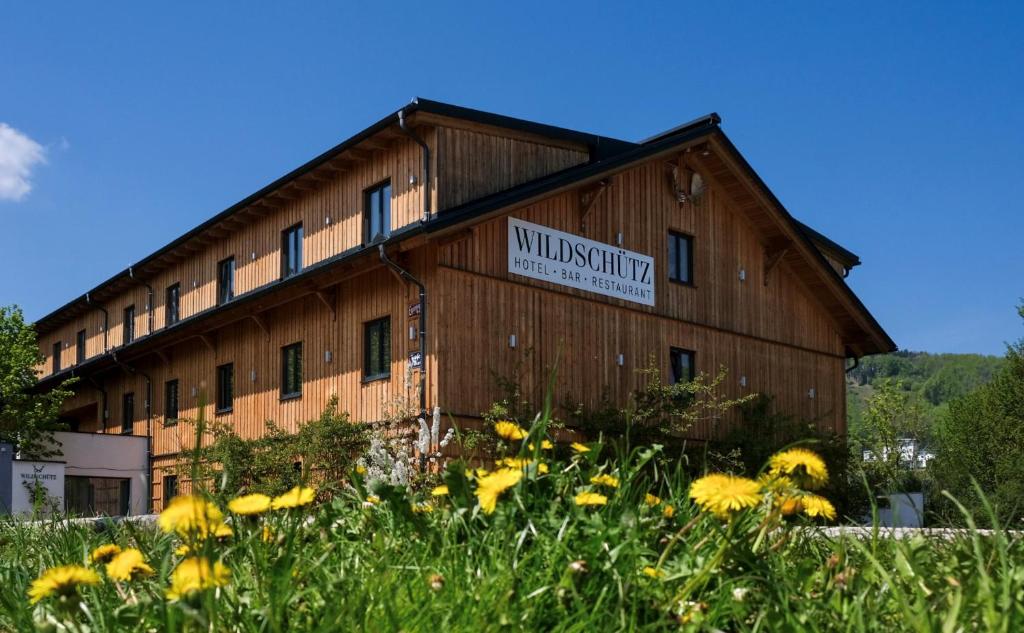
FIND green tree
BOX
[0,305,75,458]
[931,304,1024,527]
[852,379,928,495]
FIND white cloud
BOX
[0,123,47,202]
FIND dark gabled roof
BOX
[792,219,861,270]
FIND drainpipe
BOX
[129,266,155,335]
[845,355,860,374]
[378,245,427,418]
[112,351,153,514]
[88,376,108,432]
[398,108,431,223]
[86,292,109,352]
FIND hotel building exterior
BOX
[30,99,894,513]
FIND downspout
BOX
[378,245,427,418]
[398,108,431,223]
[86,292,109,352]
[112,352,153,514]
[88,376,108,432]
[129,266,155,335]
[845,355,860,374]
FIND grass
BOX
[2,414,1023,631]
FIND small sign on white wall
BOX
[508,218,655,306]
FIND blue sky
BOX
[1,2,1021,356]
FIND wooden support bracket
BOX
[314,290,337,321]
[763,240,792,286]
[154,349,171,366]
[250,313,271,338]
[197,334,217,353]
[578,178,610,231]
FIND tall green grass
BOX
[2,413,1022,631]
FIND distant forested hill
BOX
[846,351,1005,435]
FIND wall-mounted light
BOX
[617,353,625,367]
[251,251,257,261]
[191,386,198,398]
[740,376,748,387]
[250,369,257,382]
[739,268,747,282]
[409,174,418,186]
[193,280,198,289]
[325,216,332,226]
[409,326,416,341]
[324,350,333,363]
[508,334,517,349]
[808,388,816,399]
[616,232,624,246]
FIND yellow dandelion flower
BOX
[174,544,191,556]
[166,557,230,600]
[475,468,523,514]
[431,485,449,497]
[106,548,153,582]
[570,442,591,454]
[778,496,802,516]
[90,543,122,564]
[27,565,100,605]
[158,495,225,539]
[642,566,663,578]
[213,523,233,539]
[574,492,608,507]
[663,504,676,518]
[270,486,315,510]
[644,493,662,507]
[355,465,367,475]
[689,473,763,519]
[768,448,829,490]
[227,493,272,516]
[801,494,837,521]
[261,526,275,543]
[590,474,620,489]
[494,420,527,441]
[499,457,549,474]
[528,439,554,450]
[365,495,381,505]
[412,502,434,514]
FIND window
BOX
[281,342,303,398]
[121,392,134,434]
[123,305,135,344]
[217,257,235,305]
[281,223,304,279]
[163,475,178,506]
[364,181,392,243]
[65,476,130,517]
[165,379,179,425]
[52,342,62,373]
[364,317,391,381]
[166,283,181,326]
[216,363,234,413]
[670,348,695,384]
[76,329,87,364]
[667,231,694,285]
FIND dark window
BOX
[51,342,62,373]
[166,283,181,326]
[217,257,235,305]
[281,342,303,398]
[76,329,87,364]
[165,379,179,425]
[65,476,130,517]
[667,231,694,285]
[281,223,304,279]
[121,392,134,434]
[216,363,234,413]
[123,305,135,344]
[670,348,695,384]
[364,181,392,243]
[364,317,391,381]
[163,475,178,506]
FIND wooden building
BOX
[31,99,894,511]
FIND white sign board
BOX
[508,218,655,306]
[11,461,65,516]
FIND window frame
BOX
[217,257,236,306]
[121,392,134,434]
[76,329,87,365]
[163,474,178,506]
[280,223,304,280]
[164,379,179,426]
[166,283,181,326]
[216,363,234,414]
[363,180,392,244]
[667,230,695,286]
[280,342,303,400]
[363,316,391,382]
[669,347,696,385]
[123,305,136,345]
[52,342,62,374]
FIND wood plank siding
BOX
[29,101,893,511]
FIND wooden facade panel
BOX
[436,126,588,210]
[438,159,845,357]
